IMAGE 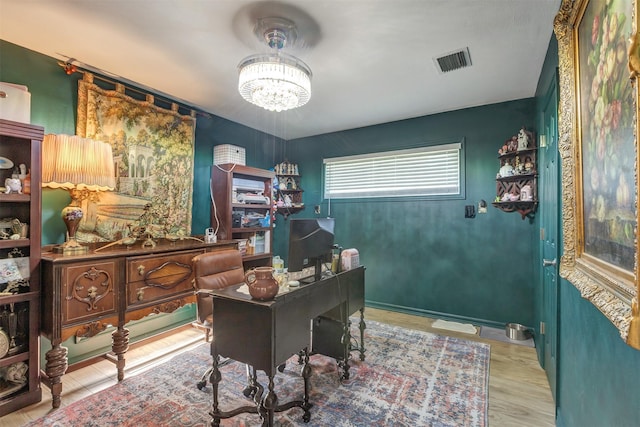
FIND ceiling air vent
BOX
[434,47,472,73]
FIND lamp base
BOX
[56,201,88,255]
[53,240,89,255]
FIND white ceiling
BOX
[0,0,560,140]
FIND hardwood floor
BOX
[2,308,555,426]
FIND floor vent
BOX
[434,47,472,73]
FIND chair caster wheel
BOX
[277,363,286,373]
[197,380,206,390]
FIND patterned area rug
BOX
[26,320,490,427]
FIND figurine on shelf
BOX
[517,127,533,151]
[507,136,518,152]
[501,192,519,202]
[498,160,514,178]
[514,156,523,174]
[524,156,534,173]
[4,177,22,194]
[520,185,533,201]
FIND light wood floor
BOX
[2,308,555,426]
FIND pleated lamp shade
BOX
[42,134,116,191]
[41,134,115,255]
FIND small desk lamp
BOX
[42,134,116,255]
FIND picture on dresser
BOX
[74,72,196,243]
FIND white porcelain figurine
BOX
[4,178,22,194]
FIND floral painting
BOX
[578,0,636,271]
[75,73,196,242]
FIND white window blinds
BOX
[324,143,461,199]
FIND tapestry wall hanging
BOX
[75,73,196,243]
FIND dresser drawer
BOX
[61,261,118,325]
[126,249,202,306]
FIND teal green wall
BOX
[274,100,540,328]
[556,283,640,426]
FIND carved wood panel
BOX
[61,261,117,325]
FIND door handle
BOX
[543,258,557,267]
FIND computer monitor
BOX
[287,218,335,282]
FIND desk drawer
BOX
[126,250,202,306]
[61,261,117,325]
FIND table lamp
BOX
[42,134,116,254]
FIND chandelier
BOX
[238,18,312,112]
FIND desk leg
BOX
[358,308,366,361]
[210,349,222,427]
[301,347,312,422]
[44,343,68,408]
[112,326,130,381]
[340,320,351,380]
[260,375,277,426]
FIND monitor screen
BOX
[287,218,335,281]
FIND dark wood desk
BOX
[207,266,365,426]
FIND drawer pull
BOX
[138,265,145,276]
[137,289,145,301]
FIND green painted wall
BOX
[556,282,640,426]
[273,100,540,328]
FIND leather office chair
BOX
[192,249,245,390]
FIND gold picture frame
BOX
[555,0,640,348]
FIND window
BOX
[324,142,462,199]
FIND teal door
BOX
[540,72,559,400]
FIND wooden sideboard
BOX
[40,239,236,408]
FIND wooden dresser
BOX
[40,239,236,408]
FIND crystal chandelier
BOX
[238,18,312,112]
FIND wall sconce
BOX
[42,134,115,254]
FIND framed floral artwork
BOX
[555,0,639,348]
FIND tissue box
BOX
[0,82,31,123]
[213,144,245,165]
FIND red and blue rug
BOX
[27,320,490,426]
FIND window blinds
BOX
[324,143,461,199]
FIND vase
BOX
[245,266,278,301]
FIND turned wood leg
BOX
[341,320,351,380]
[45,344,68,409]
[112,327,129,381]
[301,347,312,422]
[261,375,278,427]
[358,308,366,361]
[210,351,222,427]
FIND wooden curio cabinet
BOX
[211,164,274,268]
[492,128,538,220]
[0,119,43,415]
